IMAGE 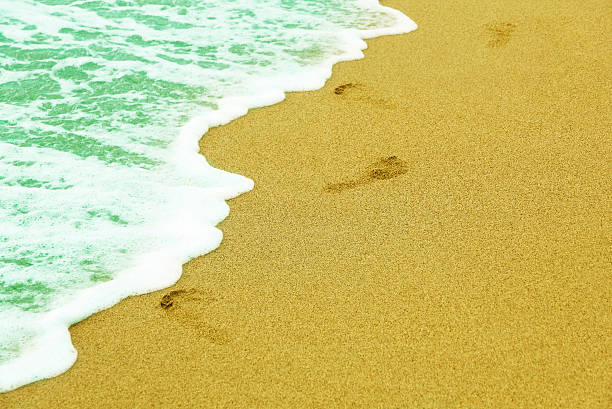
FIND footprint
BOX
[333,82,395,109]
[159,289,231,345]
[160,290,183,309]
[484,22,517,47]
[324,156,408,193]
[334,82,360,95]
[159,289,213,309]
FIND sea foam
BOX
[0,0,416,391]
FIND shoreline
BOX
[0,3,415,393]
[2,0,610,407]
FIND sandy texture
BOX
[2,0,610,407]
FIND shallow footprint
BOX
[484,22,517,47]
[159,289,214,309]
[333,82,395,109]
[324,156,408,193]
[159,289,231,345]
[334,82,361,95]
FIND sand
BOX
[2,0,610,407]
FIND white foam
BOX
[0,1,416,392]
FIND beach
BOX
[2,0,610,407]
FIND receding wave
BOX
[0,0,415,391]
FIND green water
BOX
[0,0,415,392]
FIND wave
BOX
[0,0,416,392]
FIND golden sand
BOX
[2,0,610,407]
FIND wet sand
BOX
[2,0,610,408]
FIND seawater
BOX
[0,0,415,391]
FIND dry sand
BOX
[2,0,610,408]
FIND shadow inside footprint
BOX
[159,289,230,345]
[324,156,408,193]
[484,22,517,47]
